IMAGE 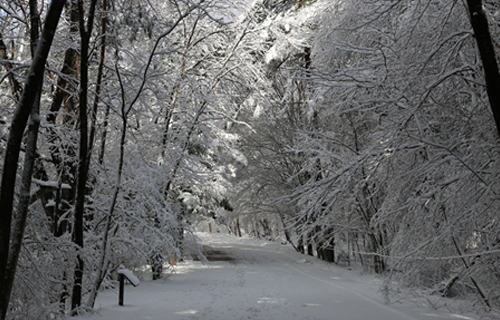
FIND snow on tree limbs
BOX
[0,1,67,319]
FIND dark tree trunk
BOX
[0,1,67,319]
[86,0,107,172]
[307,232,314,256]
[71,0,98,313]
[237,219,242,237]
[151,251,164,280]
[370,233,385,274]
[151,214,163,280]
[46,2,80,239]
[98,105,111,164]
[466,0,500,137]
[324,236,335,263]
[297,235,305,254]
[4,0,42,316]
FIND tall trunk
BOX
[85,1,109,306]
[4,0,42,316]
[46,2,80,238]
[71,0,98,313]
[6,88,41,281]
[0,1,67,319]
[87,0,107,171]
[466,0,500,137]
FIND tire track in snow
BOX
[281,262,420,320]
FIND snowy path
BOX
[77,233,478,320]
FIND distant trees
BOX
[304,1,500,309]
[232,0,500,312]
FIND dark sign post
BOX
[118,273,125,306]
[117,267,140,306]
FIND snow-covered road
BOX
[77,233,479,320]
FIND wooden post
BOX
[117,268,139,306]
[118,273,124,306]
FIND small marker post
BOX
[117,266,140,306]
[118,273,125,306]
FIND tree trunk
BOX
[237,219,242,237]
[98,105,111,164]
[466,0,500,137]
[151,252,163,280]
[86,0,107,172]
[151,217,163,280]
[369,233,385,274]
[4,0,42,315]
[46,1,80,239]
[0,1,67,319]
[297,235,305,254]
[325,235,335,263]
[71,0,98,313]
[307,232,314,256]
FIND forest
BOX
[0,0,500,319]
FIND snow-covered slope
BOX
[74,233,481,320]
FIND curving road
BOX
[84,233,478,320]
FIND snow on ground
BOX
[75,233,483,320]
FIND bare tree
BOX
[0,1,67,319]
[70,0,99,313]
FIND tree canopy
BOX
[0,0,500,318]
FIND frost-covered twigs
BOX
[0,1,67,319]
[232,0,500,314]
